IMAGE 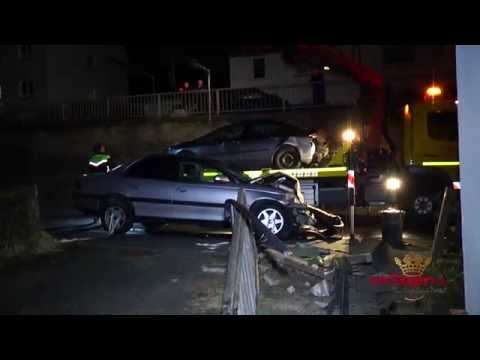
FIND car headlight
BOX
[385,177,402,191]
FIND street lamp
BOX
[190,58,212,123]
[342,128,357,243]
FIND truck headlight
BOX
[385,177,401,191]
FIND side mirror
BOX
[214,175,230,183]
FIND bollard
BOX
[380,208,405,246]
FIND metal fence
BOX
[46,81,357,124]
[222,189,259,315]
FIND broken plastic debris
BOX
[263,273,280,287]
[201,266,226,274]
[196,241,229,250]
[315,298,334,309]
[310,280,331,297]
[286,285,295,294]
[305,282,311,287]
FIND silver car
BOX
[73,154,310,240]
[167,120,329,170]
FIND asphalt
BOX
[0,210,231,315]
[0,207,454,315]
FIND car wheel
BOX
[273,146,301,169]
[251,201,293,241]
[101,198,134,235]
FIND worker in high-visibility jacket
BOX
[88,143,112,174]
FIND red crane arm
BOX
[291,45,385,148]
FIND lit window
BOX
[17,45,32,61]
[253,58,265,79]
[18,80,34,98]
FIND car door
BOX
[170,159,240,222]
[121,156,178,219]
[190,124,246,163]
[225,122,284,169]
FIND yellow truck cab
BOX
[403,99,459,181]
[395,90,460,224]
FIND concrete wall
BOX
[455,45,480,315]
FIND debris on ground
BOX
[310,280,332,297]
[315,297,335,309]
[305,281,311,287]
[263,273,280,287]
[286,285,295,295]
[201,265,226,274]
[196,242,229,251]
[170,278,179,283]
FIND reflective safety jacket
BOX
[88,153,111,173]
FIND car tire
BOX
[273,145,301,169]
[250,201,293,241]
[101,198,134,235]
[409,192,439,226]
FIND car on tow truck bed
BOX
[73,154,343,240]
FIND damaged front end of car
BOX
[250,172,344,241]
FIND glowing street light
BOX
[342,128,356,143]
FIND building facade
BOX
[0,45,128,122]
[228,45,384,106]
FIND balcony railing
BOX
[45,82,357,124]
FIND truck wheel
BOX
[251,201,293,241]
[410,192,438,225]
[273,146,301,169]
[101,198,134,235]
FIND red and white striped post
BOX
[347,169,355,240]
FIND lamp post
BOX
[190,58,211,123]
[342,128,356,242]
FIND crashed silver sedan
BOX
[73,154,343,240]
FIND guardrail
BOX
[222,189,259,315]
[45,81,357,124]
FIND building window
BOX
[383,46,415,64]
[253,58,265,79]
[87,55,97,71]
[17,45,32,61]
[18,80,34,98]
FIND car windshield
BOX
[201,159,250,183]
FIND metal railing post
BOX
[216,89,220,115]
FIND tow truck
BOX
[206,45,461,225]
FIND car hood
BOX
[248,172,304,203]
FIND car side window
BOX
[199,125,245,143]
[244,122,283,139]
[223,125,245,141]
[126,157,178,180]
[178,161,232,184]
